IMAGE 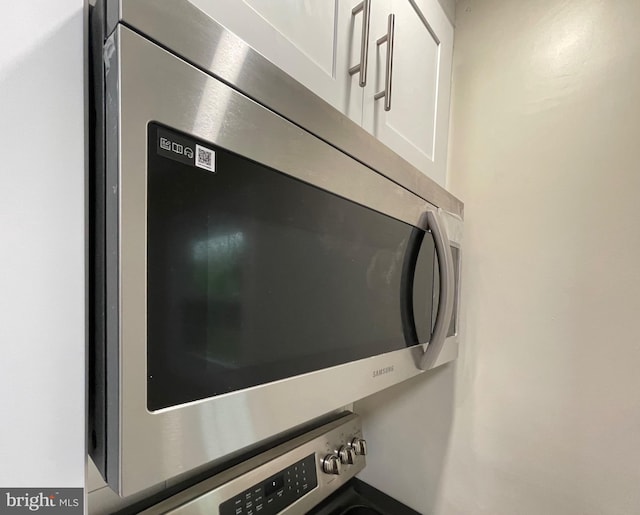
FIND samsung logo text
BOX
[372,365,394,377]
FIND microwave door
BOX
[146,122,432,411]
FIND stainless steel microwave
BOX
[90,0,464,497]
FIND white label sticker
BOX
[195,144,216,172]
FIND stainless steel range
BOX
[90,0,463,498]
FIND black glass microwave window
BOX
[146,123,437,410]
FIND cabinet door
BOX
[189,0,366,123]
[363,0,453,185]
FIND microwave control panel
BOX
[220,454,317,515]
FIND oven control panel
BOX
[219,454,317,515]
[139,412,365,515]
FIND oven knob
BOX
[322,454,342,475]
[338,445,356,465]
[350,437,367,456]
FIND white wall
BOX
[357,0,640,513]
[437,0,456,26]
[0,1,85,489]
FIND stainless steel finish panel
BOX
[441,209,464,244]
[139,414,365,514]
[108,26,452,496]
[105,0,120,38]
[161,406,352,491]
[106,0,463,218]
[434,210,464,371]
[433,337,459,368]
[103,31,121,490]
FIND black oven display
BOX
[219,454,317,515]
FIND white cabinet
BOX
[363,0,453,186]
[190,0,365,123]
[189,0,453,185]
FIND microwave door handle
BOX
[419,210,455,370]
[400,226,424,348]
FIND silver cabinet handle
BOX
[419,210,455,370]
[374,14,395,111]
[348,0,371,87]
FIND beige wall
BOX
[437,0,456,26]
[357,0,640,513]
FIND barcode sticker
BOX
[195,144,215,172]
